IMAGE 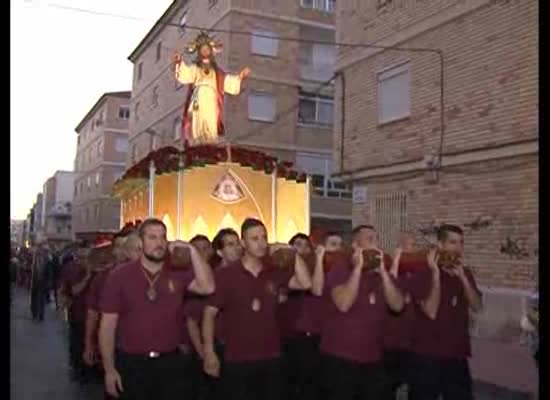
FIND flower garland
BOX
[114,144,307,193]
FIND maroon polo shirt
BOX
[407,268,481,359]
[184,295,225,343]
[100,259,194,355]
[207,261,294,363]
[320,262,396,364]
[66,265,95,323]
[279,292,323,337]
[382,272,417,352]
[87,269,112,313]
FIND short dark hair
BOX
[437,224,464,242]
[241,218,265,238]
[190,234,211,244]
[324,231,342,241]
[212,228,239,252]
[138,218,167,238]
[289,233,311,246]
[352,224,375,239]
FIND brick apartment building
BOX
[334,0,538,395]
[126,0,351,235]
[72,91,132,241]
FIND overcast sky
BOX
[10,0,172,219]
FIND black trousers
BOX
[116,351,193,400]
[408,354,473,400]
[322,354,387,400]
[223,358,284,400]
[30,285,47,321]
[68,319,86,375]
[282,334,322,400]
[197,342,225,400]
[383,350,413,400]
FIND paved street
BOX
[10,288,103,400]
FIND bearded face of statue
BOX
[197,44,217,74]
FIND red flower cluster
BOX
[114,144,308,189]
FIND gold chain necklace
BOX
[141,267,162,302]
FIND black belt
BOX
[117,349,179,360]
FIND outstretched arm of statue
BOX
[224,67,251,96]
[173,52,197,84]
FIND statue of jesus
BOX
[173,31,251,145]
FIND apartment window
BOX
[151,86,159,108]
[87,176,91,189]
[118,106,130,120]
[208,0,218,8]
[248,92,276,122]
[115,137,129,153]
[298,92,334,126]
[156,42,162,62]
[137,62,143,81]
[301,0,336,12]
[251,29,279,57]
[80,182,84,195]
[377,61,411,124]
[179,12,187,34]
[135,102,141,121]
[74,185,78,197]
[95,172,100,186]
[173,117,182,140]
[77,135,81,147]
[299,42,335,68]
[295,153,352,199]
[373,192,408,251]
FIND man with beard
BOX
[173,31,250,144]
[406,224,482,400]
[202,219,312,400]
[320,225,404,400]
[99,218,215,400]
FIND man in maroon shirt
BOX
[186,228,242,400]
[407,224,482,400]
[83,231,141,368]
[320,224,404,400]
[202,218,312,400]
[61,243,96,383]
[98,218,215,399]
[280,233,325,400]
[382,232,426,400]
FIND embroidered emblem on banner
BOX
[211,171,245,204]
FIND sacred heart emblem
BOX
[211,171,245,204]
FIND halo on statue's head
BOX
[186,31,223,54]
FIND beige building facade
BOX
[126,0,351,235]
[335,0,538,395]
[72,92,132,240]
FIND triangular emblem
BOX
[211,171,245,203]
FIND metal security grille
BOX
[373,192,408,251]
